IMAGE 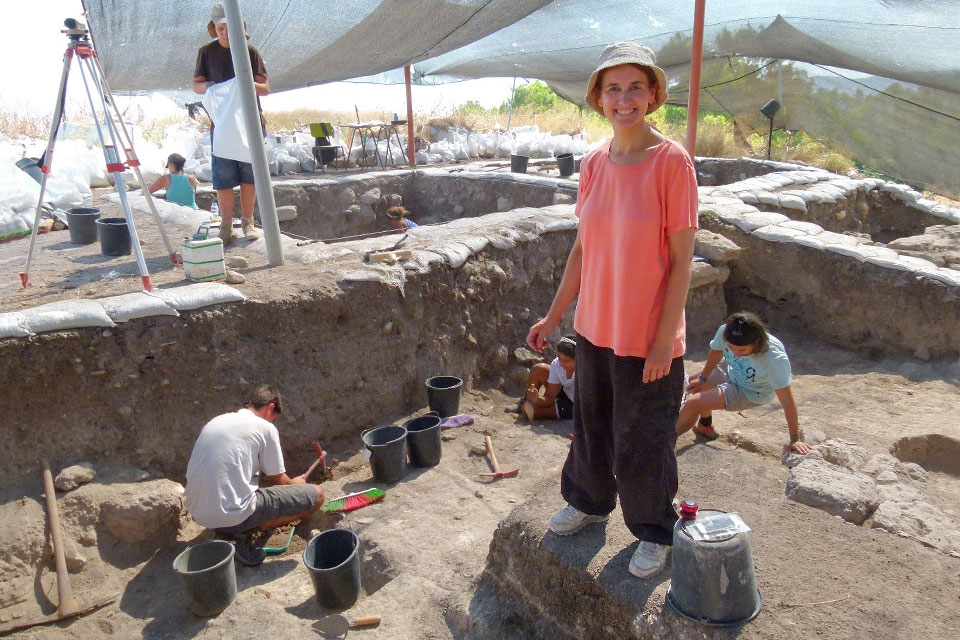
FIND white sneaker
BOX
[548,505,609,536]
[628,541,670,578]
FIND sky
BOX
[2,0,518,121]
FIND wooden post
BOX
[404,65,415,166]
[684,0,707,156]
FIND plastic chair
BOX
[309,122,345,172]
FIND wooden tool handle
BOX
[303,454,324,481]
[484,435,502,473]
[41,459,79,617]
[352,616,381,627]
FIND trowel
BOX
[314,614,381,637]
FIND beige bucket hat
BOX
[585,42,668,115]
[207,3,249,39]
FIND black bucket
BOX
[667,509,762,626]
[66,207,101,244]
[510,154,529,174]
[425,376,463,418]
[172,540,237,617]
[96,217,131,256]
[556,153,575,177]
[403,414,443,467]
[303,529,361,610]
[361,425,408,484]
[15,157,43,184]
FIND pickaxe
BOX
[479,435,519,480]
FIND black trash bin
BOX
[556,153,575,177]
[361,425,408,484]
[510,154,529,174]
[425,376,463,418]
[303,529,361,610]
[172,540,237,617]
[66,207,101,244]
[403,414,443,467]
[96,217,131,256]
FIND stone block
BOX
[694,229,741,263]
[100,479,184,544]
[54,462,96,491]
[785,458,880,524]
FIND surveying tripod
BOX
[20,18,182,292]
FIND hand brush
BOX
[323,488,386,513]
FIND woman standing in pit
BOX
[527,42,698,579]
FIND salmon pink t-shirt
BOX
[574,138,698,358]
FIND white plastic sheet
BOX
[201,79,253,163]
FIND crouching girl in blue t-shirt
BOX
[676,311,811,454]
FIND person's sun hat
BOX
[207,3,250,39]
[386,206,408,219]
[585,42,668,116]
[206,3,227,38]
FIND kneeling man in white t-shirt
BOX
[185,384,323,565]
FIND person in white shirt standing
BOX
[521,335,577,421]
[185,385,323,565]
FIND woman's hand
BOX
[526,316,559,353]
[685,374,707,394]
[525,385,540,403]
[789,441,812,455]
[643,338,673,383]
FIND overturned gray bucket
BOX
[172,540,237,617]
[667,509,761,627]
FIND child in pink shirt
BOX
[527,42,697,579]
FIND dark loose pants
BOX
[560,333,685,545]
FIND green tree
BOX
[501,81,562,112]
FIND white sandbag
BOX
[415,150,431,164]
[0,311,32,339]
[0,204,29,237]
[156,283,245,310]
[299,156,316,172]
[100,291,180,323]
[195,162,213,183]
[21,300,115,334]
[276,151,299,174]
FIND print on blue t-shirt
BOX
[709,325,792,404]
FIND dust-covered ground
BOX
[2,329,958,639]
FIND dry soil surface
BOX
[2,331,958,640]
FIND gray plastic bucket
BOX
[361,425,408,484]
[425,376,462,418]
[66,207,101,244]
[510,154,529,174]
[303,529,361,610]
[96,217,131,256]
[15,157,43,183]
[172,540,237,617]
[403,414,443,467]
[667,509,762,626]
[556,153,575,177]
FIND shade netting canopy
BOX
[82,0,551,92]
[84,1,960,196]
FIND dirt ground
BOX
[2,329,958,639]
[0,186,334,313]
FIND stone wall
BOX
[0,200,725,491]
[698,185,960,360]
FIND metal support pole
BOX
[223,0,282,266]
[20,45,73,289]
[684,0,707,156]
[404,65,415,166]
[767,118,774,159]
[507,76,517,130]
